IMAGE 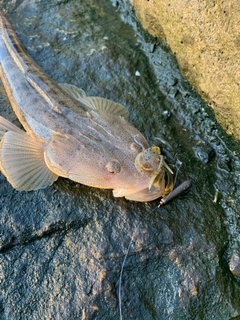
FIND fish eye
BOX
[106,161,121,174]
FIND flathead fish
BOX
[0,12,173,202]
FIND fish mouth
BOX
[125,169,173,202]
[113,163,173,202]
[125,187,163,202]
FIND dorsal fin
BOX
[84,96,129,120]
[59,83,129,120]
[59,83,87,99]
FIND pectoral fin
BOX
[84,96,129,120]
[59,83,129,120]
[0,131,58,191]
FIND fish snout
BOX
[134,146,173,189]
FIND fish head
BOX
[44,133,173,202]
[112,146,174,201]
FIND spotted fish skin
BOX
[0,12,173,201]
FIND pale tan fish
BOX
[0,12,173,202]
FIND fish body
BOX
[0,12,173,201]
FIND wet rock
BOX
[149,43,156,53]
[230,253,240,277]
[193,143,215,164]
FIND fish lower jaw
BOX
[124,190,163,202]
[113,185,166,202]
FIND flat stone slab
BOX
[130,0,240,139]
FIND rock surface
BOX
[130,0,240,139]
[0,0,240,319]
